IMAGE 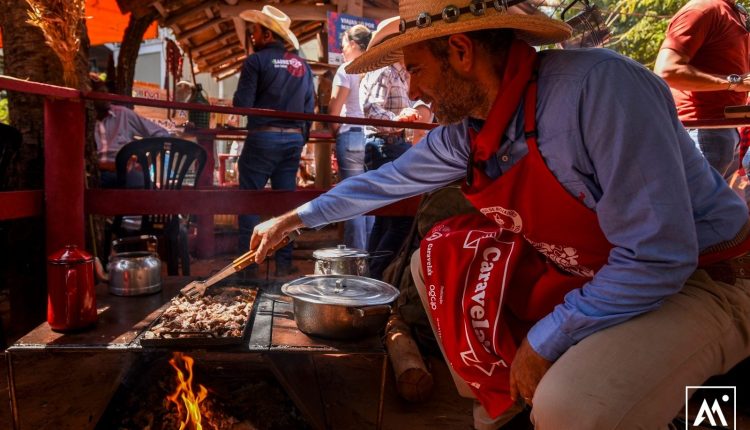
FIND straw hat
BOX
[240,5,300,50]
[347,0,572,74]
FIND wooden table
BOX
[5,277,387,430]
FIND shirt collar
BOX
[467,102,523,143]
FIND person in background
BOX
[654,0,750,177]
[233,6,314,277]
[409,100,434,144]
[329,24,374,250]
[91,76,169,188]
[360,17,421,279]
[248,0,750,428]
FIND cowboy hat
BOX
[240,5,300,50]
[347,0,572,74]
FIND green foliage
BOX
[551,0,689,67]
[0,97,8,125]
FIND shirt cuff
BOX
[525,314,577,362]
[296,201,327,229]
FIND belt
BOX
[250,126,303,134]
[701,221,750,284]
[702,253,750,284]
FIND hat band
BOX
[399,0,528,34]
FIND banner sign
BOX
[326,12,378,65]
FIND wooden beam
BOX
[210,57,246,75]
[177,16,230,42]
[214,66,243,81]
[164,0,220,27]
[202,53,245,72]
[219,1,335,21]
[192,32,236,53]
[199,45,242,66]
[339,0,364,17]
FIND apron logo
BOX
[526,238,595,277]
[480,206,523,233]
[459,349,508,376]
[469,247,501,351]
[425,230,443,242]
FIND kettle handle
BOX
[65,268,80,328]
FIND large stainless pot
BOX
[313,245,370,276]
[107,236,162,296]
[281,275,399,340]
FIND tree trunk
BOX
[116,9,159,96]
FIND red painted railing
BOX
[0,75,424,257]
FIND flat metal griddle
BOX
[139,286,258,348]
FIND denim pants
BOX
[335,128,373,250]
[364,134,414,279]
[238,131,304,268]
[688,128,739,177]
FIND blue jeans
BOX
[688,128,739,177]
[335,128,373,250]
[238,131,304,268]
[364,134,414,279]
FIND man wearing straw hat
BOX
[249,1,750,427]
[233,5,314,276]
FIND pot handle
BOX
[349,305,392,319]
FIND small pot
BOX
[107,236,162,296]
[281,275,399,340]
[313,245,370,276]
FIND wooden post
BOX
[195,132,216,258]
[44,98,86,254]
[385,315,434,402]
[313,140,333,189]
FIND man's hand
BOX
[249,211,304,263]
[509,338,553,406]
[395,107,420,122]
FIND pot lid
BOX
[312,244,369,260]
[282,275,399,306]
[48,244,93,264]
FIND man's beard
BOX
[432,62,490,125]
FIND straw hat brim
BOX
[347,14,571,74]
[240,9,300,50]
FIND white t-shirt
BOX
[333,62,364,134]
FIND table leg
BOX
[377,354,387,430]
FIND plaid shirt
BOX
[359,63,411,136]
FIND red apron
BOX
[420,44,750,418]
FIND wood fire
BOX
[167,352,212,430]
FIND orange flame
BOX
[167,352,209,430]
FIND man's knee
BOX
[531,378,625,430]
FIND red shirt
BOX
[661,0,750,120]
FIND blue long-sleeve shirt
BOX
[233,42,315,131]
[297,48,749,361]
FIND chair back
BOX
[115,137,207,230]
[0,124,21,190]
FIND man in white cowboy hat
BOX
[233,5,314,277]
[247,0,750,428]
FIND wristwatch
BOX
[727,74,743,90]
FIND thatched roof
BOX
[116,0,399,80]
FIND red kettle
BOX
[47,245,98,331]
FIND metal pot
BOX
[313,245,370,276]
[281,275,399,340]
[106,236,162,296]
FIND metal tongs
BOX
[180,230,301,299]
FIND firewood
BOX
[385,314,434,402]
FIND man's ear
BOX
[447,34,474,75]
